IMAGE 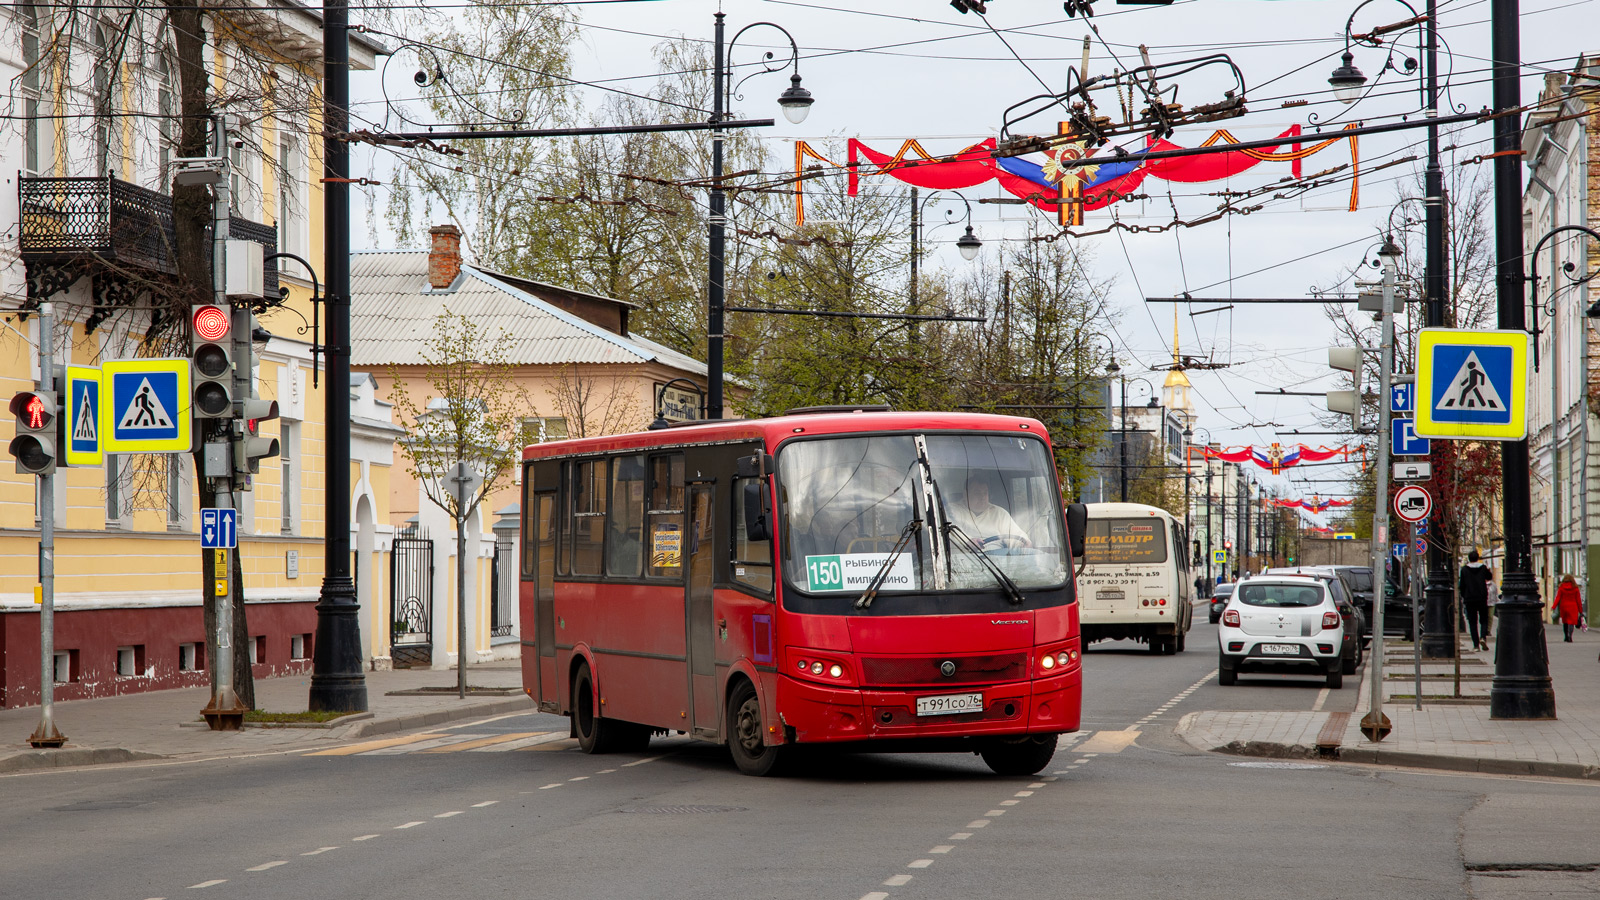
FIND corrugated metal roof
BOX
[349,251,707,374]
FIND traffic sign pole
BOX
[1362,241,1400,743]
[27,302,65,749]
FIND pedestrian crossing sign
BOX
[102,359,190,453]
[1414,328,1528,441]
[64,365,102,467]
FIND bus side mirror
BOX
[743,479,771,543]
[1066,503,1088,558]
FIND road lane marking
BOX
[907,859,934,869]
[966,820,989,828]
[623,754,668,766]
[1312,687,1331,712]
[999,800,1020,806]
[435,811,463,818]
[301,847,338,856]
[353,835,379,841]
[949,833,972,840]
[861,893,889,900]
[539,783,562,790]
[245,862,286,872]
[305,733,447,756]
[597,768,617,774]
[442,712,532,730]
[1013,790,1034,797]
[363,734,490,755]
[525,738,580,752]
[187,881,226,889]
[472,801,499,808]
[476,732,565,751]
[984,809,1006,817]
[568,776,590,781]
[930,845,954,854]
[395,821,425,829]
[883,875,913,886]
[424,732,544,753]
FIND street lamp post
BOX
[708,15,813,420]
[648,377,707,430]
[1107,361,1153,504]
[1330,0,1457,660]
[910,189,982,342]
[1486,0,1555,720]
[311,0,366,713]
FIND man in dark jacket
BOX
[1458,550,1495,651]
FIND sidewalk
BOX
[0,661,535,774]
[1177,623,1600,780]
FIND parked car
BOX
[1263,567,1365,671]
[1219,575,1348,688]
[1331,565,1417,641]
[1208,582,1236,624]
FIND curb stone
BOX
[0,748,166,773]
[1213,737,1600,781]
[344,695,536,739]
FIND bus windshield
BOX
[778,433,1069,596]
[1083,518,1169,565]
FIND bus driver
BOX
[950,476,1031,549]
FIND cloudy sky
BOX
[351,0,1593,507]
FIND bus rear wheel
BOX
[572,662,649,754]
[980,734,1058,776]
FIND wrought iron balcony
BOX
[19,176,278,297]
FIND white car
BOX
[1217,576,1347,688]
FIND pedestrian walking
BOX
[1553,574,1584,643]
[1458,550,1494,651]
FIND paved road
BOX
[2,624,1594,900]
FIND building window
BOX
[280,421,298,534]
[92,21,116,175]
[156,53,174,186]
[106,454,124,526]
[20,3,45,175]
[521,417,569,446]
[166,454,186,529]
[276,136,306,277]
[178,642,204,672]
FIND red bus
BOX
[519,409,1087,775]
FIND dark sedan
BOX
[1332,565,1417,641]
[1208,583,1236,623]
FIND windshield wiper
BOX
[853,515,921,610]
[944,522,1028,606]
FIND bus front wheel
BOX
[980,734,1058,776]
[727,680,787,776]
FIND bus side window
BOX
[571,459,608,576]
[557,461,571,577]
[520,467,535,579]
[608,455,645,578]
[733,475,773,594]
[647,454,686,579]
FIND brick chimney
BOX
[428,224,462,289]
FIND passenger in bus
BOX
[949,476,1030,549]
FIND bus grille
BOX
[860,653,1027,687]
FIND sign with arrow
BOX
[200,508,237,549]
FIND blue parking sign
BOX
[1392,418,1431,456]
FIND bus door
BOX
[534,490,558,709]
[685,483,719,737]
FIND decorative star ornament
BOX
[1041,140,1100,187]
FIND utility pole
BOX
[1487,0,1555,718]
[26,302,63,748]
[199,115,245,730]
[1206,459,1214,586]
[706,11,728,420]
[1363,238,1402,741]
[310,0,368,712]
[1419,0,1458,660]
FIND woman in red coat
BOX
[1553,574,1583,642]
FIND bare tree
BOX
[549,365,644,438]
[388,310,527,693]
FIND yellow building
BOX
[0,3,394,707]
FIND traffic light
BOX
[9,389,58,475]
[1326,346,1363,432]
[190,304,233,419]
[235,398,280,476]
[1224,539,1233,551]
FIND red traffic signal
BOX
[9,390,58,475]
[192,304,231,342]
[1223,539,1233,550]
